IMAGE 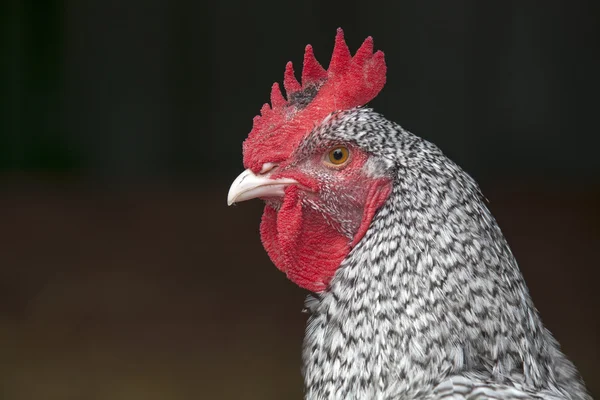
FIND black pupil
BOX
[332,149,344,160]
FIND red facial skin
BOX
[258,147,392,293]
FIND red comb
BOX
[243,28,386,172]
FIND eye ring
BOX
[325,146,350,167]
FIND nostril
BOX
[259,162,278,175]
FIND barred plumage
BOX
[299,108,590,400]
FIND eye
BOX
[326,146,350,166]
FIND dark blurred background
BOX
[1,1,599,399]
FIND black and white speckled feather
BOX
[299,108,590,400]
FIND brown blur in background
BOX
[1,1,599,399]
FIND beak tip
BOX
[227,192,237,206]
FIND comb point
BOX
[373,50,385,63]
[260,103,271,116]
[329,28,352,75]
[353,36,374,67]
[270,82,287,108]
[302,44,327,86]
[284,62,302,95]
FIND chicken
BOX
[227,29,591,400]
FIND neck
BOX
[302,150,580,399]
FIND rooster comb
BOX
[243,28,387,172]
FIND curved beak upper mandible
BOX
[227,169,298,206]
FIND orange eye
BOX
[326,146,350,165]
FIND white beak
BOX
[227,168,298,206]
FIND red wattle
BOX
[260,186,350,292]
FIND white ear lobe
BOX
[362,157,393,178]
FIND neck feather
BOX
[302,154,578,399]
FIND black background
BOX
[1,1,599,399]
